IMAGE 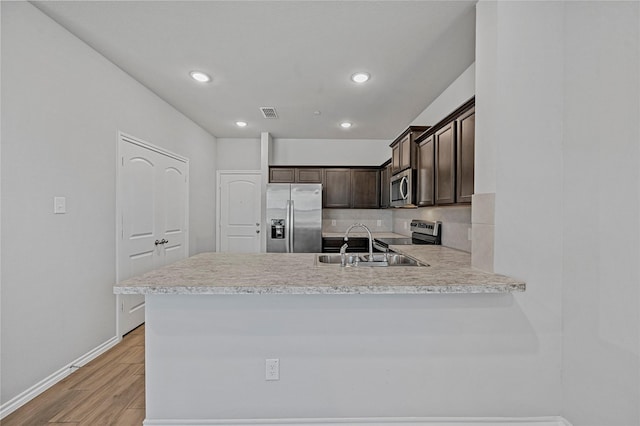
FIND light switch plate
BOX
[54,197,66,214]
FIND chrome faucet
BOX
[343,223,374,263]
[339,243,349,267]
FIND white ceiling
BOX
[33,1,476,140]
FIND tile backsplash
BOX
[322,206,471,253]
[323,209,393,233]
[392,205,472,252]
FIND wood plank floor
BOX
[2,325,145,426]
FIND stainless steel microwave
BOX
[390,168,415,207]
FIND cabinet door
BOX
[296,168,323,183]
[380,162,391,208]
[391,143,401,174]
[269,168,295,183]
[323,168,351,208]
[417,136,434,206]
[399,134,412,171]
[456,108,475,204]
[435,122,456,205]
[351,169,380,209]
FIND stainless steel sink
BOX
[316,254,359,264]
[361,253,428,266]
[316,253,428,267]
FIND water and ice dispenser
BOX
[271,219,285,239]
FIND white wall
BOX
[411,63,475,126]
[560,2,639,424]
[0,2,217,407]
[271,138,390,166]
[475,0,565,415]
[478,1,640,425]
[216,138,261,170]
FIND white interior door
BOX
[118,134,189,336]
[218,172,262,253]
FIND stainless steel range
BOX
[374,220,442,251]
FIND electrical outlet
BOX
[468,227,472,241]
[265,358,279,381]
[377,220,382,227]
[54,196,66,214]
[331,220,336,226]
[403,221,408,229]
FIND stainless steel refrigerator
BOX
[266,184,322,253]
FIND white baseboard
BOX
[0,335,120,420]
[144,416,572,426]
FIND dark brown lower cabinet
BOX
[435,122,456,205]
[322,237,381,253]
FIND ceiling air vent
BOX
[260,107,279,119]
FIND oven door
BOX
[390,169,413,207]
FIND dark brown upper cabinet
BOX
[269,167,296,183]
[456,107,475,204]
[434,122,456,205]
[295,168,323,183]
[351,168,380,208]
[389,126,430,175]
[416,135,435,206]
[269,166,381,209]
[269,167,323,183]
[414,97,475,206]
[379,159,392,208]
[323,168,351,208]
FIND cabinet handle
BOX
[155,240,161,246]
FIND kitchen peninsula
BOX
[115,247,524,424]
[115,246,524,295]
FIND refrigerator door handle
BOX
[285,200,291,253]
[290,200,295,252]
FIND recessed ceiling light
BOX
[340,122,353,129]
[189,71,211,83]
[351,72,370,83]
[236,121,248,127]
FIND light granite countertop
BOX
[114,245,525,295]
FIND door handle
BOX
[256,230,260,234]
[400,176,408,200]
[155,239,161,246]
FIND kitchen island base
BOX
[144,292,542,424]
